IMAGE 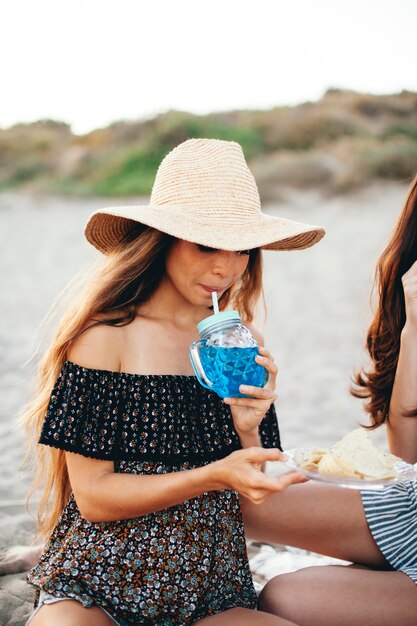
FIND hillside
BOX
[1,89,416,200]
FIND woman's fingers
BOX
[402,275,417,287]
[402,276,417,296]
[256,354,278,378]
[222,448,306,502]
[256,346,278,388]
[244,446,286,463]
[401,262,417,329]
[258,345,274,360]
[276,471,309,489]
[246,471,308,503]
[223,393,278,410]
[402,259,417,281]
[224,391,278,406]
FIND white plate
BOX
[282,448,417,490]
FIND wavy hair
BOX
[20,224,263,540]
[351,174,417,426]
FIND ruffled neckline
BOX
[64,359,198,380]
[39,359,281,463]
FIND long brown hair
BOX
[351,174,417,426]
[21,224,263,540]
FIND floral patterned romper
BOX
[27,360,281,626]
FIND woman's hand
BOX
[402,260,417,333]
[224,345,278,437]
[209,447,307,504]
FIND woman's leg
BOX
[192,607,298,625]
[240,482,387,567]
[27,600,118,626]
[258,565,417,626]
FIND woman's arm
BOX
[66,447,304,523]
[388,326,417,463]
[387,261,417,463]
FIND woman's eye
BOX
[196,244,217,254]
[196,244,251,256]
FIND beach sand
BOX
[0,183,407,624]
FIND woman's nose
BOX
[212,251,237,276]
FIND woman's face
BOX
[164,240,251,307]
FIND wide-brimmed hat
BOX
[84,138,325,254]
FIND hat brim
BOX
[84,204,325,254]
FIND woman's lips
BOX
[200,284,225,293]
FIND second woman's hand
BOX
[402,259,417,333]
[224,345,278,438]
[208,447,307,504]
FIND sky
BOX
[1,0,416,135]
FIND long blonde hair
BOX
[21,225,264,541]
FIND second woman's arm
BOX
[387,260,417,463]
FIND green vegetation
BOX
[1,90,416,200]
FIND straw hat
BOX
[84,138,325,253]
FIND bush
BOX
[381,121,417,141]
[154,111,264,159]
[251,150,336,200]
[328,137,417,190]
[0,159,48,188]
[354,93,417,118]
[84,144,167,196]
[259,110,360,152]
[366,140,417,181]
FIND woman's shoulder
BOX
[66,319,123,372]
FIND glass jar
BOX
[189,310,267,398]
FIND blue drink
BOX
[189,309,268,399]
[199,346,267,398]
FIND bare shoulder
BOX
[66,319,122,372]
[244,322,265,346]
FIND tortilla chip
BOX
[297,429,402,480]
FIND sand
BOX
[0,182,407,624]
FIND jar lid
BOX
[197,310,241,336]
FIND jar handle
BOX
[189,340,214,390]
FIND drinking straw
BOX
[212,291,219,315]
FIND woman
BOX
[242,175,417,626]
[22,138,324,626]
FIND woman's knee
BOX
[258,572,299,615]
